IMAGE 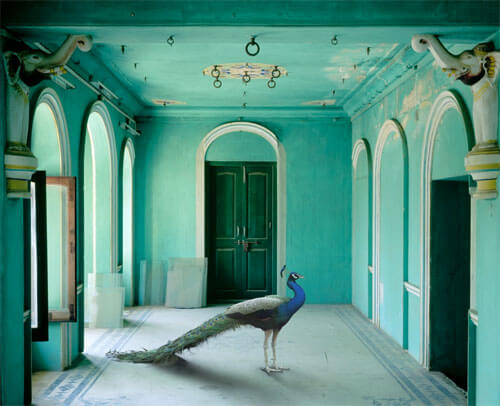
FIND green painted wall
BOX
[352,31,500,404]
[134,116,352,304]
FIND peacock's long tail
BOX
[106,312,241,363]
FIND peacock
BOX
[106,266,305,374]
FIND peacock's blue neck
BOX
[285,279,305,315]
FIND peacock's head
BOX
[288,272,304,282]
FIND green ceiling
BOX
[2,1,499,117]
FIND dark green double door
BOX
[206,162,276,302]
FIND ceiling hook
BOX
[331,35,338,46]
[121,45,126,54]
[271,65,281,79]
[332,89,336,96]
[242,71,251,84]
[167,36,175,46]
[366,47,371,56]
[245,37,260,56]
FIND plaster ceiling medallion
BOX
[203,63,287,79]
[203,62,287,88]
[152,98,186,106]
[302,99,336,106]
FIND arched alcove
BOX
[195,122,286,295]
[420,90,474,373]
[30,88,73,370]
[122,138,135,306]
[83,102,118,283]
[373,119,408,349]
[352,138,373,319]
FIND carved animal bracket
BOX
[3,35,92,198]
[412,34,500,199]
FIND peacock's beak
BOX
[296,273,304,279]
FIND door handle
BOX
[242,240,260,252]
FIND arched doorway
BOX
[420,90,474,391]
[196,122,287,295]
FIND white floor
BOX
[32,305,465,406]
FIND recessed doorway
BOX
[205,162,276,303]
[429,179,470,390]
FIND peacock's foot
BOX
[261,366,289,375]
[272,365,290,371]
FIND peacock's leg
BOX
[262,330,274,374]
[270,328,289,372]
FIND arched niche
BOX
[83,101,118,281]
[121,137,135,306]
[373,119,408,349]
[352,138,373,319]
[195,122,287,295]
[30,87,73,370]
[420,90,474,368]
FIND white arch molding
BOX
[34,88,71,176]
[352,138,370,170]
[85,101,119,275]
[196,122,287,295]
[419,90,474,368]
[372,119,408,328]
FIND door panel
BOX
[207,162,275,302]
[215,248,238,292]
[246,249,268,291]
[215,171,238,239]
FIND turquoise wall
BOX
[352,48,474,361]
[351,32,500,404]
[134,116,352,304]
[0,49,134,401]
[474,31,500,406]
[206,131,276,162]
[0,37,26,405]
